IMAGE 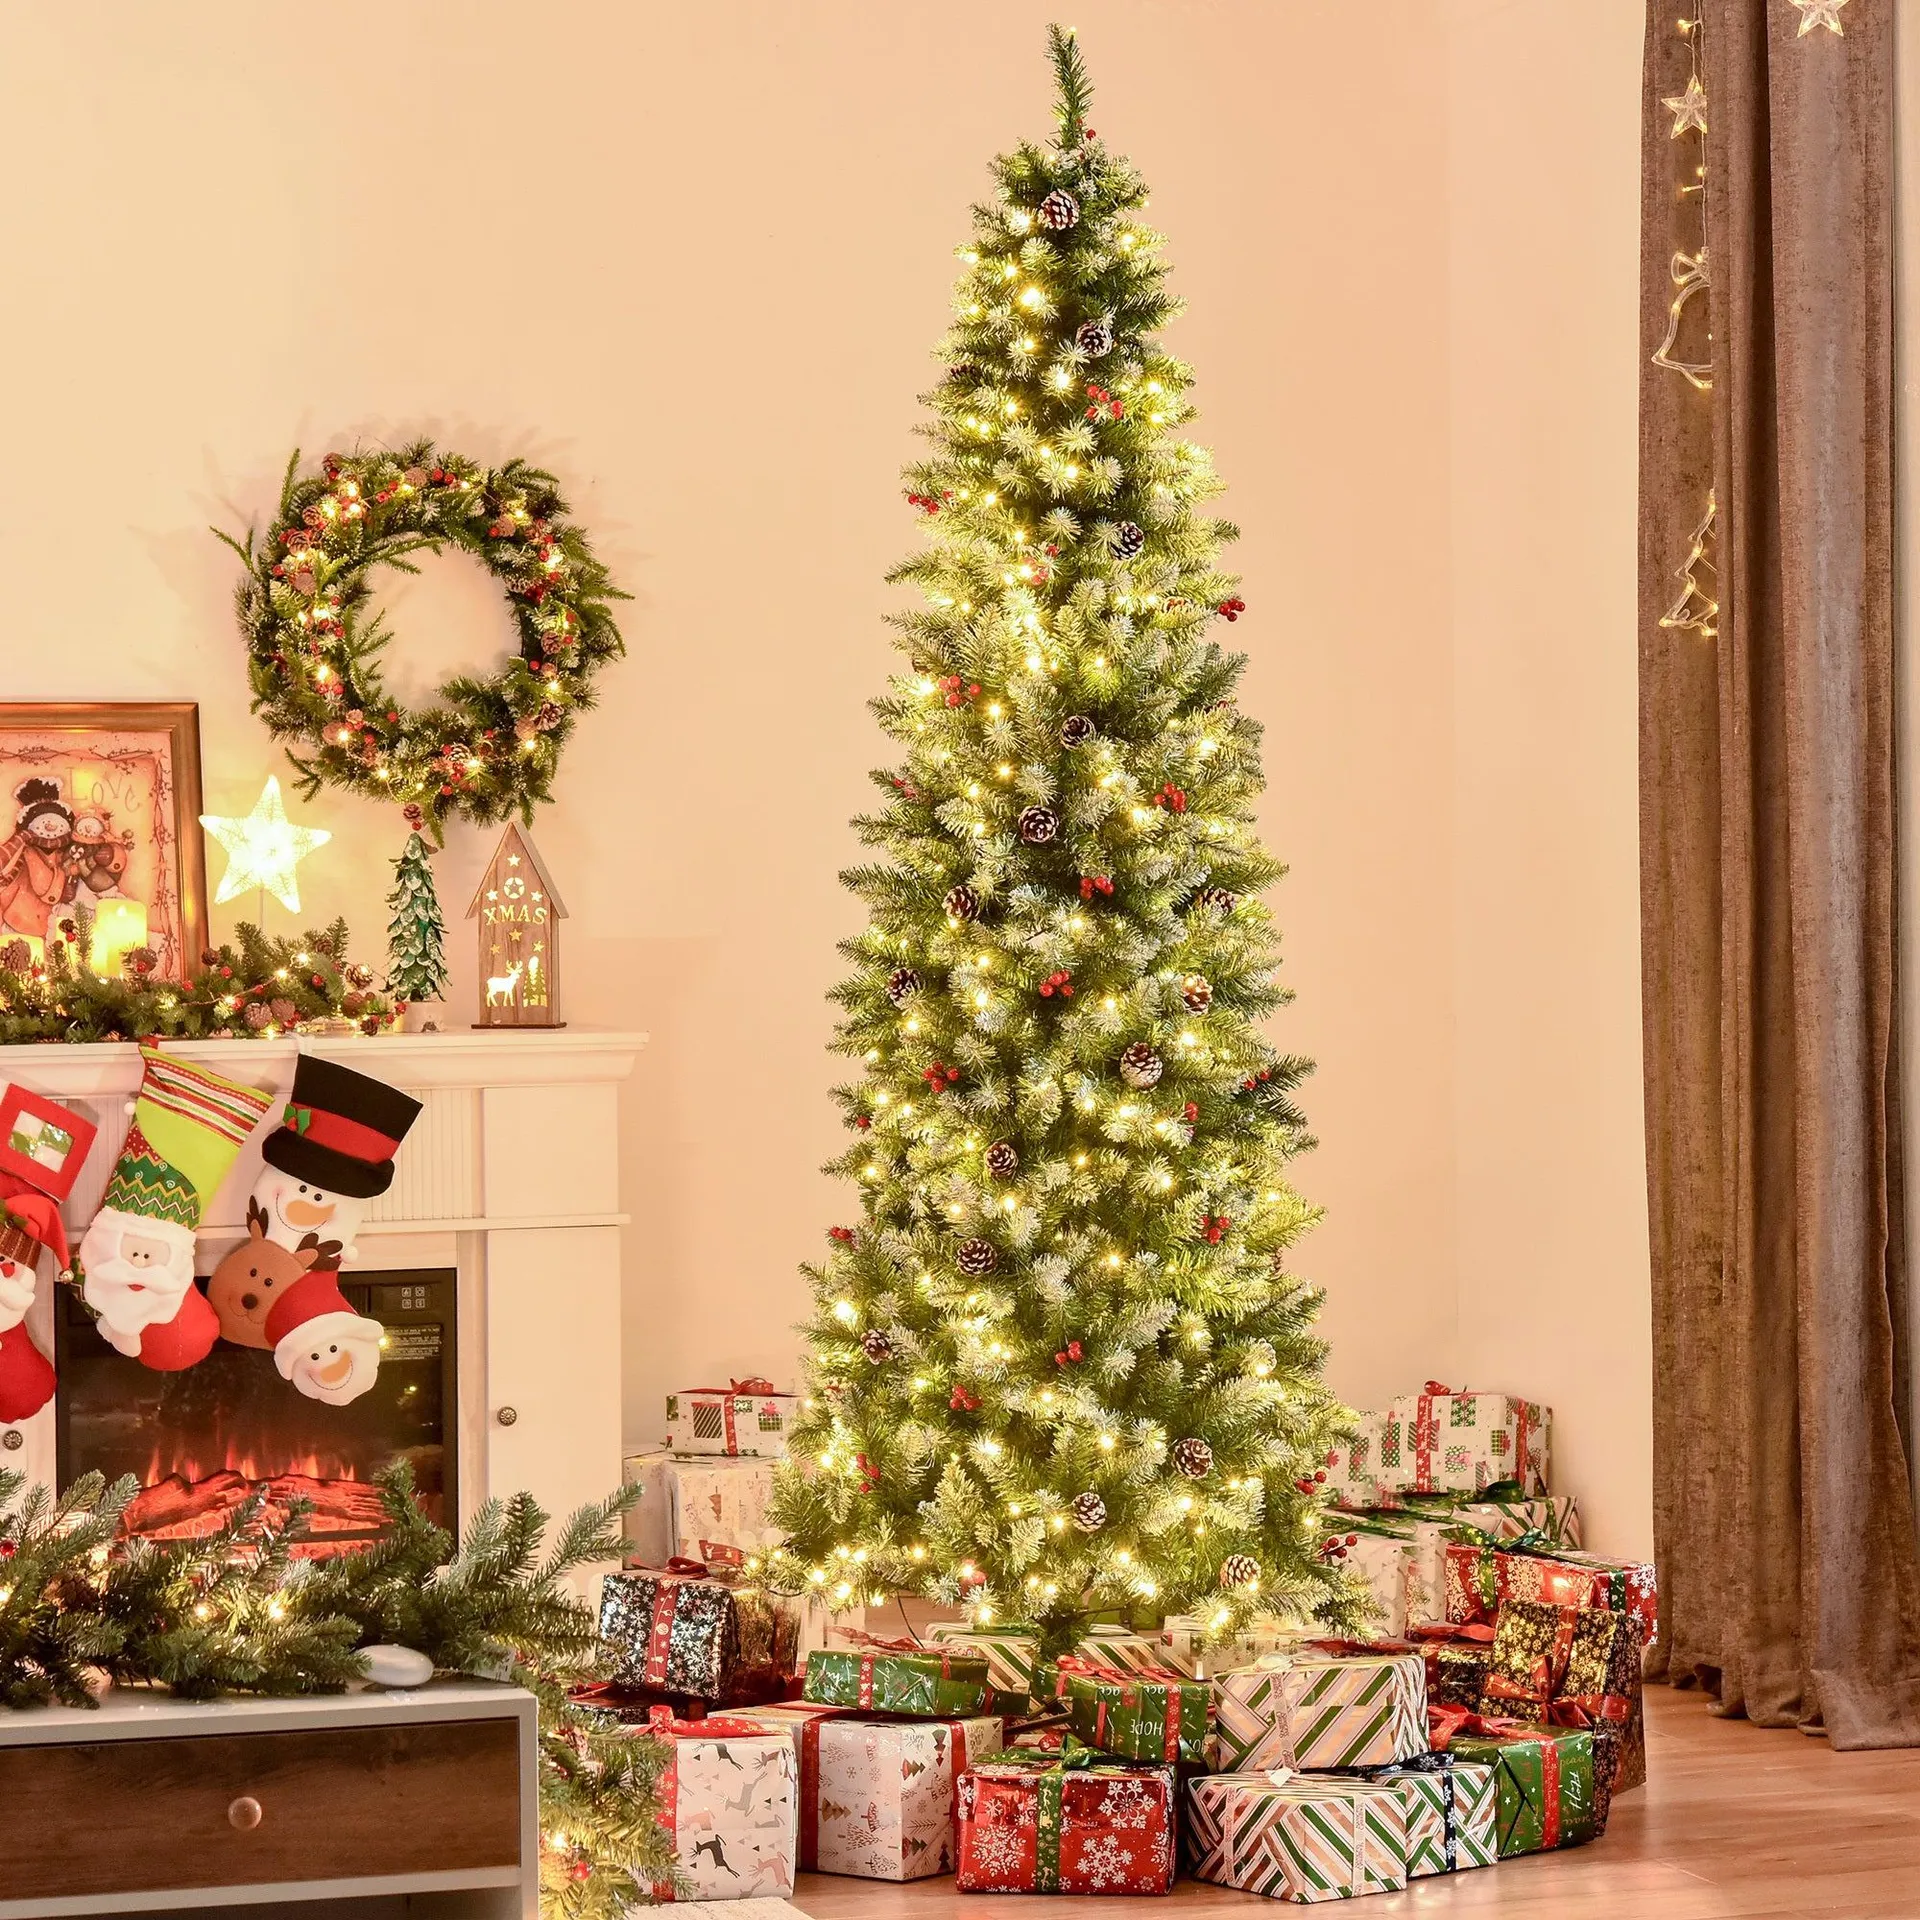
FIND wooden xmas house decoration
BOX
[466,823,566,1028]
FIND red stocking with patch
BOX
[0,1185,70,1422]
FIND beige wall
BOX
[1,3,1649,1551]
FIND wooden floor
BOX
[793,1683,1920,1918]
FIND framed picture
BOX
[0,702,207,981]
[0,1084,99,1201]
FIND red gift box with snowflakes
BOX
[956,1752,1177,1895]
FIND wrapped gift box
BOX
[1558,1604,1647,1794]
[1325,1410,1391,1510]
[1443,1541,1658,1645]
[1379,1385,1550,1500]
[1481,1598,1581,1715]
[666,1378,797,1457]
[1322,1524,1420,1636]
[1059,1661,1211,1766]
[623,1450,780,1567]
[642,1708,799,1901]
[956,1753,1177,1894]
[1158,1613,1299,1678]
[735,1703,1002,1880]
[1444,1723,1597,1857]
[1187,1772,1410,1901]
[1335,1494,1581,1626]
[602,1567,742,1699]
[1339,1752,1497,1877]
[1208,1649,1427,1773]
[926,1620,1046,1716]
[804,1642,991,1717]
[1034,1624,1194,1703]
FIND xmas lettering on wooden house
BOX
[466,823,566,1028]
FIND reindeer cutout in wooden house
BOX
[467,823,567,1028]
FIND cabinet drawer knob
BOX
[496,1405,518,1427]
[228,1796,263,1831]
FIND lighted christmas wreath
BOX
[219,443,627,836]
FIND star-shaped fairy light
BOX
[1662,72,1708,137]
[200,776,332,912]
[1788,0,1848,34]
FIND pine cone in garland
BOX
[985,1141,1019,1178]
[956,1237,999,1276]
[1119,1042,1164,1089]
[1018,806,1059,845]
[1071,1492,1108,1531]
[1193,886,1239,916]
[862,1329,896,1363]
[1111,521,1146,559]
[243,1003,273,1031]
[886,967,923,1008]
[1181,974,1213,1013]
[944,884,981,923]
[1037,188,1081,231]
[1219,1553,1261,1590]
[1075,319,1114,359]
[1060,714,1097,747]
[1172,1437,1214,1479]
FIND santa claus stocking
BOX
[77,1047,273,1371]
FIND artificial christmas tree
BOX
[384,820,449,1007]
[771,26,1360,1655]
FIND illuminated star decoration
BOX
[200,776,332,913]
[1788,0,1848,34]
[1662,73,1708,137]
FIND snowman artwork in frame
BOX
[241,1053,422,1404]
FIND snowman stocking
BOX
[77,1047,274,1371]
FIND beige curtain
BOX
[1638,0,1920,1747]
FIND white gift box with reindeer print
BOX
[652,1717,799,1902]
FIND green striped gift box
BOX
[1335,1755,1497,1876]
[1208,1651,1427,1773]
[1188,1772,1410,1901]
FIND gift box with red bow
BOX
[1442,1538,1658,1646]
[665,1376,796,1457]
[1430,1708,1598,1857]
[1055,1657,1212,1766]
[733,1701,1003,1881]
[802,1636,992,1717]
[956,1746,1177,1894]
[600,1565,745,1700]
[1377,1383,1551,1501]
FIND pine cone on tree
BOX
[1193,886,1239,916]
[1111,521,1146,559]
[1037,187,1081,230]
[1018,806,1059,845]
[1219,1553,1261,1590]
[1172,1437,1214,1479]
[1181,974,1213,1013]
[1071,1492,1107,1531]
[956,1237,998,1276]
[862,1329,896,1363]
[1060,714,1097,747]
[944,884,981,922]
[886,967,923,1008]
[1119,1042,1164,1089]
[985,1141,1019,1178]
[1075,319,1114,358]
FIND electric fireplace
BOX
[55,1268,457,1554]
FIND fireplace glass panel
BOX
[55,1269,457,1553]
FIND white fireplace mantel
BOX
[0,1028,646,1534]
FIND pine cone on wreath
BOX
[1018,806,1059,845]
[1172,1437,1214,1479]
[861,1329,896,1363]
[1111,521,1146,560]
[1219,1553,1261,1590]
[1193,886,1239,916]
[1181,974,1213,1013]
[956,1237,999,1276]
[1119,1042,1164,1089]
[1060,714,1097,747]
[1071,1492,1107,1532]
[886,967,923,1008]
[1037,188,1081,231]
[1075,319,1114,359]
[944,884,981,923]
[985,1141,1019,1178]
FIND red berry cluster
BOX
[949,1385,980,1412]
[854,1450,879,1492]
[1217,597,1247,622]
[1318,1530,1362,1563]
[1183,1101,1200,1123]
[1240,1067,1276,1093]
[922,1061,961,1090]
[853,1115,872,1130]
[892,775,920,799]
[1085,384,1124,422]
[1079,874,1114,900]
[1038,969,1074,998]
[905,489,952,515]
[828,1226,857,1245]
[941,676,982,708]
[1153,784,1188,812]
[1201,1214,1232,1245]
[1053,1339,1084,1366]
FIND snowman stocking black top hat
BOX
[251,1056,422,1263]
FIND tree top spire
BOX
[1047,23,1093,143]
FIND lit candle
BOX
[88,898,149,974]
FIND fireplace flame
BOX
[121,1446,391,1558]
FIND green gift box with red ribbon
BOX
[803,1638,991,1717]
[1438,1714,1597,1857]
[1058,1657,1212,1766]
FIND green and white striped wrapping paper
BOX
[924,1621,1044,1714]
[1356,1759,1498,1876]
[1208,1651,1427,1773]
[1187,1773,1410,1902]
